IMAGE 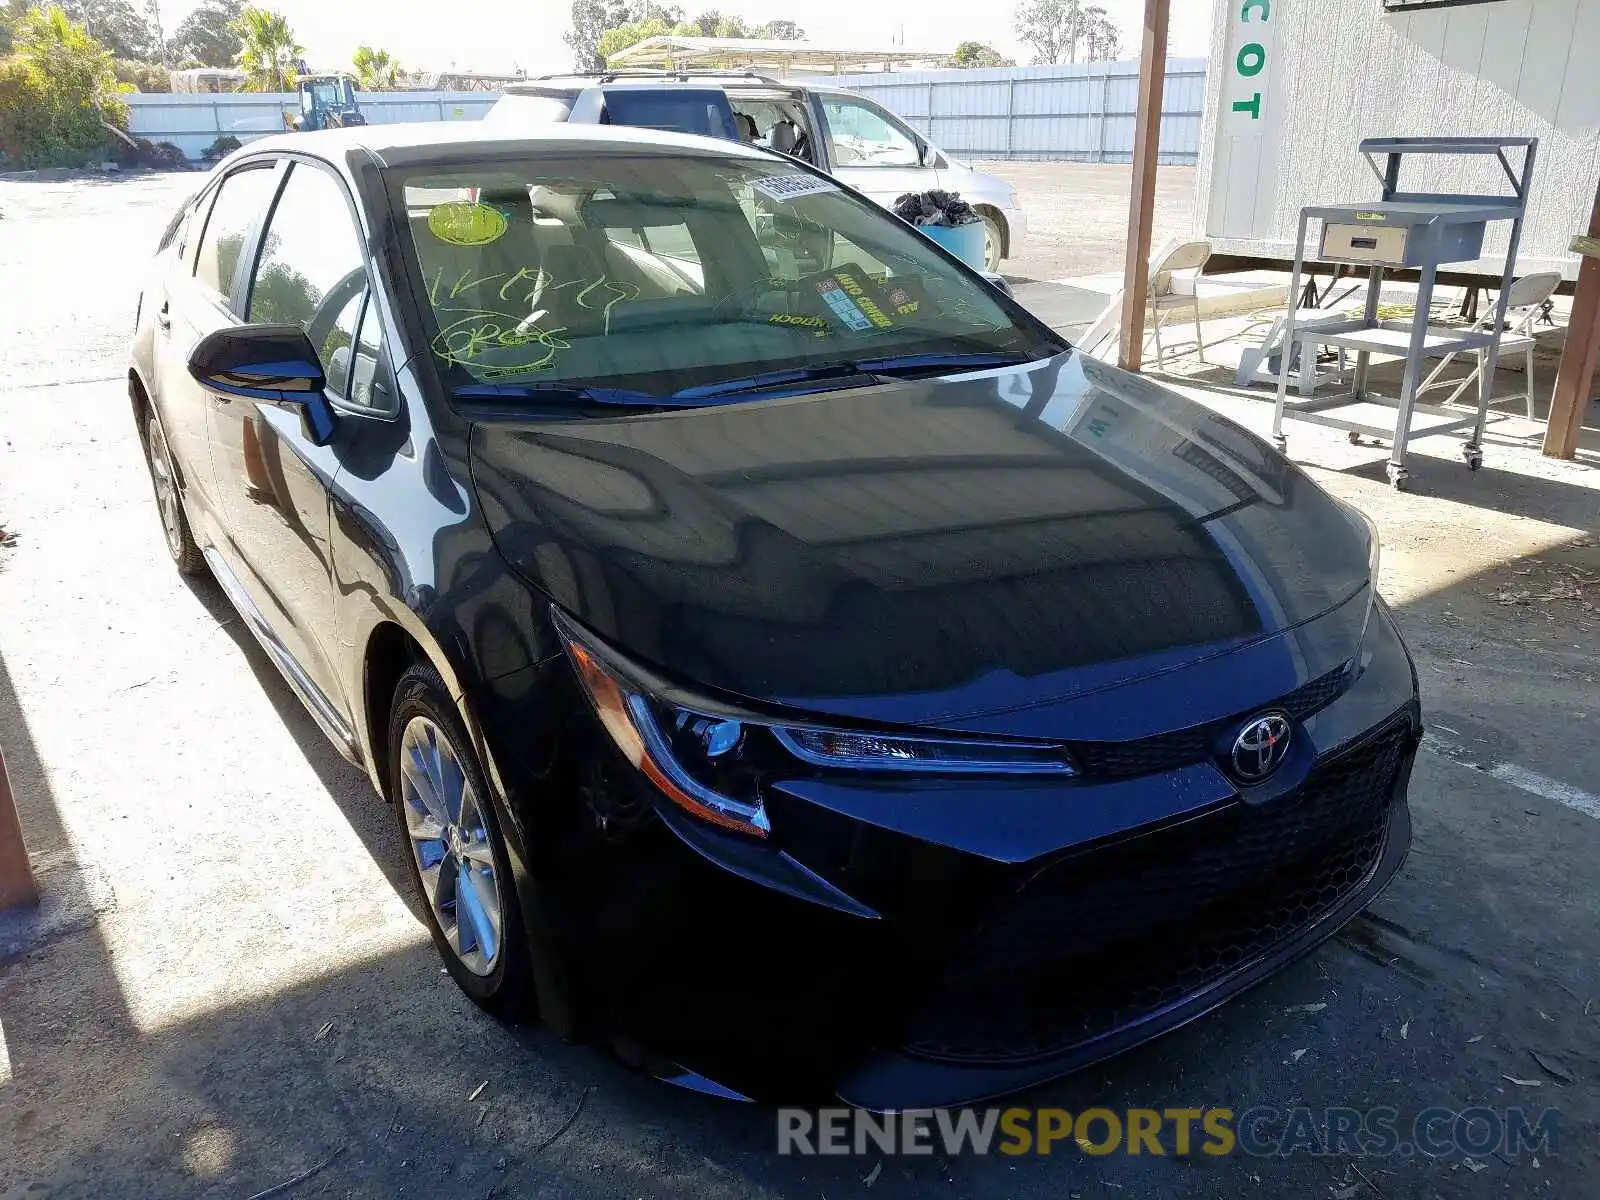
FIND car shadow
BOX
[177,568,416,907]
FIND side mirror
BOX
[980,271,1013,298]
[187,324,336,446]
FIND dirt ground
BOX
[976,160,1197,282]
[2,166,1599,1200]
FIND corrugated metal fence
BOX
[126,59,1207,164]
[125,91,498,160]
[825,58,1207,164]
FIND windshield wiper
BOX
[670,353,1036,402]
[851,351,1035,378]
[452,382,690,410]
[452,350,1047,412]
[669,362,878,401]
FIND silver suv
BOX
[484,71,1026,272]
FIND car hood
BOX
[469,352,1375,739]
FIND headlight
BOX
[773,727,1073,774]
[555,611,1076,839]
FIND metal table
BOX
[1270,137,1537,490]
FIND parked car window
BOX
[395,155,1049,400]
[192,164,278,306]
[246,163,368,381]
[821,97,922,168]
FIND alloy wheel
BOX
[147,420,184,560]
[399,715,504,976]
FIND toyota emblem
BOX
[1230,712,1292,783]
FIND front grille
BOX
[901,716,1413,1066]
[1069,663,1352,779]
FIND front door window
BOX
[821,97,922,168]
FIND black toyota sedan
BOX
[129,122,1419,1108]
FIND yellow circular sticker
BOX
[428,201,507,247]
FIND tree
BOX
[60,0,156,60]
[230,5,299,91]
[1,4,127,164]
[0,0,33,55]
[951,40,1011,67]
[169,0,240,67]
[1014,0,1088,65]
[597,14,669,63]
[113,54,170,88]
[564,0,632,70]
[352,44,398,89]
[1081,5,1120,61]
[145,0,165,62]
[752,18,803,40]
[678,9,748,36]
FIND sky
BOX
[157,0,1215,77]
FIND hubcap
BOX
[147,421,184,558]
[399,716,503,976]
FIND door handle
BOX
[156,302,171,331]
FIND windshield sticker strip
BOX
[750,174,837,203]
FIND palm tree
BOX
[352,44,399,90]
[230,6,301,92]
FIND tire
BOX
[388,662,533,1016]
[144,412,206,576]
[981,212,1005,272]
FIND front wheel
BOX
[981,213,1005,272]
[144,413,205,576]
[389,663,532,1015]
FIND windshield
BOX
[391,152,1056,404]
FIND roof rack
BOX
[524,69,785,86]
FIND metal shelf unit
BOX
[1270,136,1537,490]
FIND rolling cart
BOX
[1270,136,1537,490]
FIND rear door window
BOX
[601,89,739,140]
[192,163,279,308]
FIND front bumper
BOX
[998,203,1027,248]
[836,719,1416,1108]
[546,605,1420,1107]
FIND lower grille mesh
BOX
[902,718,1413,1066]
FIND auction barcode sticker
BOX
[751,174,837,202]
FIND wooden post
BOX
[1117,0,1173,373]
[1544,179,1600,458]
[0,747,39,911]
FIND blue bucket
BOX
[917,221,987,269]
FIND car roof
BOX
[229,120,783,170]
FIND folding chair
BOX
[1145,240,1212,369]
[1417,271,1561,419]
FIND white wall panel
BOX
[1195,0,1600,277]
